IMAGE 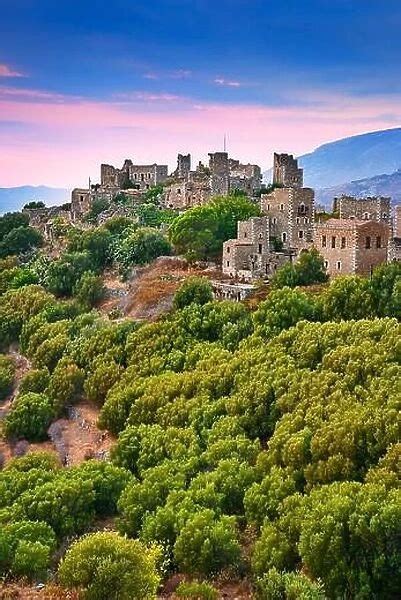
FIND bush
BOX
[74,271,105,308]
[175,581,219,600]
[0,354,15,401]
[253,287,318,338]
[254,568,325,599]
[173,510,241,576]
[19,367,50,395]
[116,227,171,267]
[4,392,54,441]
[58,532,161,600]
[174,277,214,309]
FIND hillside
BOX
[264,127,401,189]
[315,168,401,207]
[0,186,69,215]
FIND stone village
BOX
[23,150,401,297]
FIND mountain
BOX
[315,169,401,208]
[0,186,70,215]
[264,127,401,189]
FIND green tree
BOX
[116,227,171,266]
[169,195,260,260]
[0,226,43,258]
[0,212,29,238]
[58,532,161,600]
[174,277,214,309]
[322,276,374,320]
[253,287,318,338]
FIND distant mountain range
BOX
[0,186,70,215]
[263,127,401,206]
[315,169,401,208]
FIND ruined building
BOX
[101,159,168,191]
[164,152,261,209]
[315,218,390,276]
[333,195,391,222]
[222,216,291,281]
[273,153,303,188]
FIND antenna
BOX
[89,176,91,190]
[223,133,227,153]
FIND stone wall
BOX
[101,159,168,191]
[315,218,389,276]
[334,195,391,222]
[261,187,314,250]
[273,153,303,188]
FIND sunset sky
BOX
[1,0,401,188]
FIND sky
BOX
[1,0,401,188]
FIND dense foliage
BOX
[169,194,260,260]
[0,258,400,596]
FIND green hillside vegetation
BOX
[0,197,400,598]
[0,256,399,598]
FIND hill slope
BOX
[315,169,401,207]
[0,186,70,215]
[264,127,401,189]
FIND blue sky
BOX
[1,0,401,186]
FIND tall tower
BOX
[273,153,303,188]
[176,153,191,178]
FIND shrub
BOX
[175,580,219,600]
[173,510,241,576]
[4,392,54,441]
[58,532,161,600]
[19,367,50,395]
[173,277,214,310]
[0,354,15,401]
[74,271,105,308]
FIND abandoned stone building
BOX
[260,186,315,251]
[222,216,291,281]
[164,152,261,210]
[315,218,390,276]
[333,195,391,222]
[273,152,303,188]
[101,159,168,191]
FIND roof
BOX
[316,218,388,229]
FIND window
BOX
[272,217,277,225]
[300,203,305,213]
[304,217,309,224]
[364,212,369,219]
[266,203,270,211]
[258,243,263,254]
[324,260,329,269]
[226,247,230,253]
[147,173,151,179]
[337,261,341,271]
[134,173,137,179]
[259,233,263,239]
[322,235,326,248]
[226,260,230,267]
[80,195,84,202]
[366,236,371,249]
[299,230,304,239]
[296,217,300,224]
[177,188,181,195]
[140,173,145,181]
[376,235,382,248]
[282,232,287,243]
[382,213,387,219]
[331,236,336,248]
[341,237,346,249]
[244,232,247,238]
[280,203,284,211]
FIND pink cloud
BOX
[0,64,24,78]
[1,86,401,187]
[143,72,159,80]
[214,77,241,88]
